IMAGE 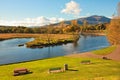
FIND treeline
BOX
[63,22,107,33]
[0,26,63,34]
[0,21,107,34]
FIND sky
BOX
[0,0,119,27]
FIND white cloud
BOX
[50,17,59,24]
[61,0,82,16]
[0,17,65,27]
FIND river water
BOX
[0,35,110,65]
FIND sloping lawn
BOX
[92,46,116,55]
[0,57,120,80]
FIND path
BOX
[67,45,120,61]
[105,45,120,61]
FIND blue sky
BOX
[0,0,119,26]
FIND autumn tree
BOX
[107,2,120,45]
[70,20,80,32]
[60,21,65,28]
[82,20,88,32]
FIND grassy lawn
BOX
[0,57,120,80]
[92,46,117,55]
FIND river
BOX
[0,35,110,65]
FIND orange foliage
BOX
[107,18,120,45]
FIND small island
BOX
[26,34,76,48]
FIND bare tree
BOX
[117,2,120,17]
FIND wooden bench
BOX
[13,68,31,76]
[81,60,91,64]
[48,67,63,73]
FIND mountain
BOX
[64,15,111,25]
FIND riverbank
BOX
[0,33,39,40]
[68,45,120,61]
[0,32,105,40]
[81,32,106,36]
[81,30,106,36]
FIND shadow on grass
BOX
[67,69,78,71]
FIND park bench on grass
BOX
[48,67,64,73]
[13,68,31,76]
[81,60,91,64]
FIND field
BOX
[0,33,39,40]
[0,33,73,40]
[0,56,120,80]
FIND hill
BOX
[65,15,111,25]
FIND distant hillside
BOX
[65,15,111,25]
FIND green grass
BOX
[0,56,120,80]
[92,46,117,55]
